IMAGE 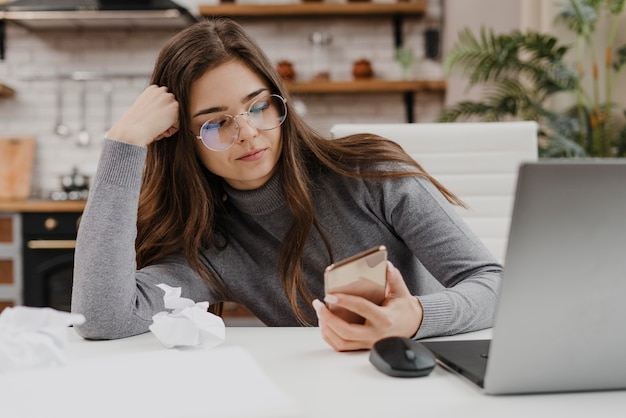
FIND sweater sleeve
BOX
[71,139,217,340]
[380,175,502,339]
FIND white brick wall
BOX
[0,13,443,196]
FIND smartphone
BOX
[324,245,388,324]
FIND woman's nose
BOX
[236,115,259,142]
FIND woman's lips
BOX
[237,148,266,162]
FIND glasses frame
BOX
[196,94,287,152]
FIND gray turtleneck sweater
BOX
[72,139,502,340]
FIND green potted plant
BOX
[438,0,626,158]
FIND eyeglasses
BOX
[197,94,287,151]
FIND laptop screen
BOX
[423,161,626,395]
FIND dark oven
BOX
[22,212,81,312]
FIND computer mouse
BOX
[369,336,436,377]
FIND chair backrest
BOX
[330,121,539,263]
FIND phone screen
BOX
[324,245,387,324]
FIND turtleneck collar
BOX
[222,171,286,216]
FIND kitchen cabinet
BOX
[0,201,85,312]
[198,2,444,123]
[0,213,21,311]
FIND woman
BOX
[72,19,501,351]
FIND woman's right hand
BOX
[106,85,180,147]
[314,261,423,352]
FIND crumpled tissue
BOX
[0,306,85,372]
[149,283,225,349]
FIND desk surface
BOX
[60,327,626,418]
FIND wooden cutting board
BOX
[0,137,36,200]
[0,83,16,98]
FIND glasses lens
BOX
[200,115,237,151]
[197,94,287,151]
[248,94,287,131]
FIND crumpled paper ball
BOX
[148,283,226,349]
[0,306,86,372]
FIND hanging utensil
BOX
[54,77,70,137]
[76,80,90,147]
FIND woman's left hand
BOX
[313,261,424,352]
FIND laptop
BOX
[421,160,626,395]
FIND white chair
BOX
[330,121,539,263]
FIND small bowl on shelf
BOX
[352,59,374,80]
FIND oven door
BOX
[22,213,80,312]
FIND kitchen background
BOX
[2,0,623,317]
[0,0,539,197]
[0,0,443,197]
[2,0,625,196]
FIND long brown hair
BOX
[136,18,463,325]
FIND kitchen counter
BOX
[0,199,86,212]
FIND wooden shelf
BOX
[197,1,437,122]
[284,79,445,94]
[285,79,445,122]
[198,2,427,18]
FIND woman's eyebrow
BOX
[192,105,227,118]
[192,88,269,119]
[242,88,268,103]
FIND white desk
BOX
[56,327,626,418]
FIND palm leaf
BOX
[613,44,626,72]
[606,0,625,14]
[541,132,588,157]
[541,109,584,139]
[437,78,550,123]
[444,28,577,93]
[616,125,626,156]
[482,79,547,118]
[437,101,506,123]
[555,0,600,36]
[439,0,625,158]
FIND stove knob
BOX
[45,217,58,231]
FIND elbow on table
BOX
[72,310,150,340]
[73,322,114,340]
